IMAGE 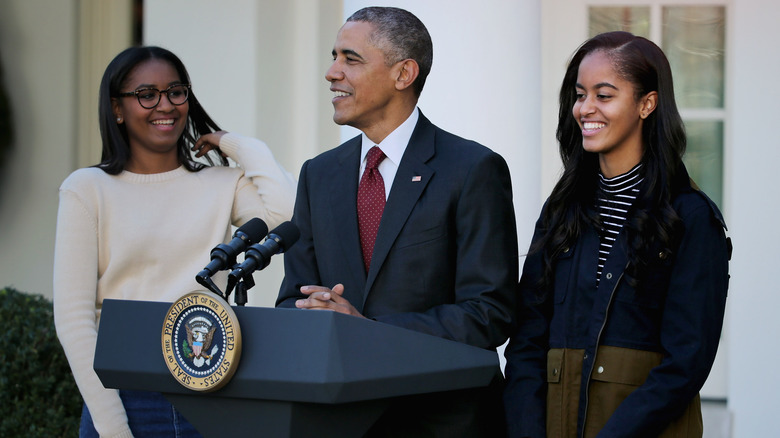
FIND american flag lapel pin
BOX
[412,176,422,182]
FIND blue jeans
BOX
[79,390,203,437]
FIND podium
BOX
[94,299,500,437]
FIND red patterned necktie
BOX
[358,146,386,272]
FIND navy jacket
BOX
[504,167,730,437]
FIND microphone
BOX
[196,218,268,280]
[227,221,300,287]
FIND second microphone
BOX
[227,221,300,287]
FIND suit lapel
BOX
[329,136,368,293]
[363,115,436,301]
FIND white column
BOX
[728,0,780,436]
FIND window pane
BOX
[663,7,725,108]
[683,120,723,208]
[589,7,650,38]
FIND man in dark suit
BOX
[276,6,518,436]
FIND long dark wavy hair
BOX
[535,31,686,290]
[96,46,226,174]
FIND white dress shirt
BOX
[358,107,420,200]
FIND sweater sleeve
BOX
[53,186,134,438]
[218,132,296,230]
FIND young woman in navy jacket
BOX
[504,31,731,438]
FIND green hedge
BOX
[0,287,82,437]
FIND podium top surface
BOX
[95,299,500,404]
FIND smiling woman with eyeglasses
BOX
[52,46,297,438]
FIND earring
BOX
[116,117,122,123]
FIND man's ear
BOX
[394,59,419,91]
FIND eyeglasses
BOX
[118,84,191,109]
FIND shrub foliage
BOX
[0,287,82,437]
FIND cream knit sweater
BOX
[53,133,296,438]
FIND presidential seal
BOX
[161,292,242,392]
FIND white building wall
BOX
[728,1,780,436]
[145,1,263,141]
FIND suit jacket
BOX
[277,113,518,436]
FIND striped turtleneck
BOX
[596,163,644,283]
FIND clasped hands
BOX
[295,284,365,318]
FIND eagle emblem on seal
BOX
[185,316,218,366]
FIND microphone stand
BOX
[195,273,227,301]
[226,265,254,307]
[233,274,254,307]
